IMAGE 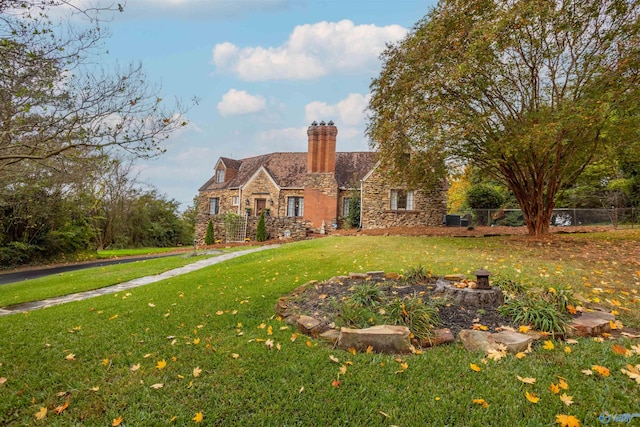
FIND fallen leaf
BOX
[265,339,274,349]
[331,379,340,388]
[339,365,347,375]
[564,346,572,354]
[231,353,240,359]
[130,363,141,372]
[112,415,123,426]
[54,401,69,415]
[35,407,47,420]
[518,325,531,333]
[543,340,555,350]
[193,367,202,377]
[612,344,631,357]
[348,347,357,355]
[101,358,110,366]
[487,346,507,361]
[559,393,573,406]
[156,359,167,370]
[549,383,560,394]
[472,323,488,331]
[581,369,593,376]
[515,352,527,359]
[305,340,312,348]
[90,386,99,391]
[470,363,481,372]
[150,383,164,389]
[557,377,569,390]
[472,398,489,408]
[517,375,536,384]
[0,377,6,384]
[592,365,610,377]
[525,391,540,403]
[620,364,640,384]
[366,345,374,354]
[290,333,299,342]
[299,386,304,393]
[267,326,273,335]
[555,414,581,427]
[378,410,390,418]
[565,339,579,344]
[148,303,155,307]
[329,355,340,364]
[192,412,203,423]
[109,314,119,321]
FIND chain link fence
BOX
[448,208,639,227]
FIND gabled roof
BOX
[199,151,378,192]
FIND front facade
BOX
[195,121,447,243]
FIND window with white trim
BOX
[209,197,220,215]
[232,196,239,206]
[287,197,304,217]
[390,189,414,210]
[343,198,351,217]
[216,169,225,183]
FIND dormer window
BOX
[216,169,225,183]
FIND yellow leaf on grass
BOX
[558,377,569,389]
[329,355,339,363]
[470,363,481,372]
[150,383,163,389]
[559,393,573,406]
[112,415,123,426]
[65,353,76,361]
[518,325,531,333]
[543,340,555,350]
[549,383,560,394]
[366,345,374,354]
[193,338,200,345]
[472,398,489,408]
[130,363,140,372]
[515,352,527,359]
[581,369,593,376]
[35,407,47,420]
[267,326,273,335]
[108,314,119,320]
[0,377,6,384]
[620,364,640,384]
[231,353,240,359]
[192,412,203,423]
[348,347,357,355]
[525,391,540,403]
[193,367,202,377]
[339,365,347,375]
[156,359,167,370]
[101,358,110,366]
[555,414,581,427]
[472,323,488,331]
[517,375,536,384]
[592,365,610,377]
[290,333,299,342]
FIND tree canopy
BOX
[0,0,191,178]
[367,0,640,235]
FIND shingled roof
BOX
[199,151,377,192]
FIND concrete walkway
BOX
[0,245,279,317]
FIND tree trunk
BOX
[506,177,554,237]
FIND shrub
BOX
[499,294,569,335]
[204,220,215,245]
[402,265,432,284]
[256,211,267,242]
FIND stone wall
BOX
[361,168,447,229]
[195,214,309,244]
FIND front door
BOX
[255,199,266,216]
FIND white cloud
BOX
[213,20,407,81]
[305,93,371,127]
[217,89,267,116]
[256,127,307,152]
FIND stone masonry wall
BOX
[361,169,447,229]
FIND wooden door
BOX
[255,199,266,216]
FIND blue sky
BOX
[92,0,438,210]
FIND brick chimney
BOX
[307,120,337,173]
[304,120,338,231]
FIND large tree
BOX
[0,0,191,177]
[367,0,640,235]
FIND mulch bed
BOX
[287,275,516,336]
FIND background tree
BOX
[368,0,640,236]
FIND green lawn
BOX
[96,247,190,259]
[0,254,217,308]
[0,232,638,426]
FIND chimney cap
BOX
[319,120,326,126]
[311,121,317,126]
[328,120,334,126]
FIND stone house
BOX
[195,121,446,243]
